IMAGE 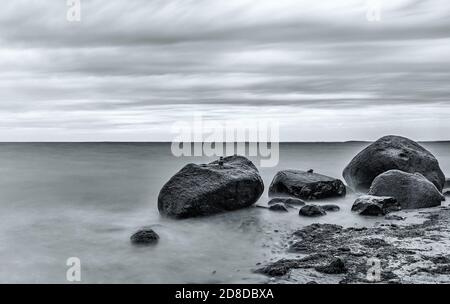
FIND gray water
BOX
[0,142,449,283]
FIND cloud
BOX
[0,0,449,141]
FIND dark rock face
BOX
[158,155,264,219]
[352,195,401,216]
[269,170,346,200]
[268,203,289,212]
[343,135,445,192]
[268,197,306,206]
[445,178,450,189]
[130,228,159,245]
[321,204,340,212]
[299,205,326,217]
[368,170,445,209]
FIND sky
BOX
[0,0,449,142]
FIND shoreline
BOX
[255,200,450,284]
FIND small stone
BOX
[352,195,401,216]
[130,228,159,245]
[384,214,405,221]
[299,205,326,217]
[321,204,340,212]
[268,203,289,212]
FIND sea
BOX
[0,142,448,283]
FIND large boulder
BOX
[368,170,445,209]
[158,155,264,219]
[343,135,445,192]
[352,195,401,216]
[269,170,346,200]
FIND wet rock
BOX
[255,259,299,277]
[158,155,264,218]
[257,207,450,283]
[268,197,306,206]
[299,205,326,217]
[293,223,343,240]
[368,170,445,209]
[359,238,389,249]
[343,135,445,192]
[268,203,289,212]
[352,195,401,216]
[384,214,406,221]
[315,258,347,274]
[269,170,346,200]
[130,228,159,245]
[321,204,340,212]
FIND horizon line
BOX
[1,140,449,144]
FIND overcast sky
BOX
[0,0,449,141]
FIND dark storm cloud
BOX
[0,0,449,141]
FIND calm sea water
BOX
[0,142,448,283]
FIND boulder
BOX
[351,195,401,216]
[268,203,289,212]
[343,135,445,192]
[268,197,306,206]
[368,170,445,209]
[444,190,450,196]
[269,170,346,200]
[158,155,264,219]
[299,205,326,217]
[130,228,159,245]
[321,204,340,212]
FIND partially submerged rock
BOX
[343,135,445,192]
[368,170,445,209]
[352,195,401,216]
[268,197,306,206]
[130,228,159,245]
[299,205,326,217]
[321,204,340,212]
[268,203,289,212]
[269,170,346,200]
[158,155,264,219]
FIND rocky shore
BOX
[255,204,450,284]
[137,135,449,283]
